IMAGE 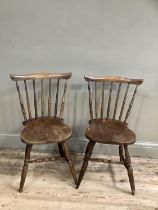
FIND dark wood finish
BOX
[11,72,76,192]
[113,83,121,120]
[33,79,38,118]
[60,79,68,119]
[76,141,95,189]
[88,81,93,120]
[21,117,72,144]
[119,145,124,163]
[41,79,44,116]
[54,79,59,117]
[120,145,135,195]
[107,82,113,119]
[16,81,27,121]
[124,84,138,123]
[48,79,52,117]
[77,75,143,195]
[19,144,32,192]
[24,80,32,119]
[62,142,77,185]
[95,82,98,119]
[119,83,129,121]
[10,72,72,81]
[84,75,143,84]
[84,75,143,124]
[86,119,136,145]
[58,143,65,158]
[100,82,105,118]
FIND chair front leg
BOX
[19,144,32,193]
[62,142,77,185]
[123,145,135,195]
[76,140,95,189]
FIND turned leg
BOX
[62,142,77,185]
[19,144,32,193]
[119,145,124,163]
[123,145,135,195]
[76,141,95,189]
[58,143,66,159]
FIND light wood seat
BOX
[21,117,72,144]
[86,119,135,145]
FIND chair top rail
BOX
[84,75,143,85]
[10,72,72,81]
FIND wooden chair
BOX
[10,72,77,192]
[76,76,143,195]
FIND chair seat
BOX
[86,119,136,145]
[21,117,72,144]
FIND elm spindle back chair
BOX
[76,75,143,195]
[10,72,77,192]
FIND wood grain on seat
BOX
[86,119,135,145]
[21,117,72,144]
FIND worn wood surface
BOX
[10,72,76,192]
[80,75,144,193]
[84,75,143,84]
[84,75,143,122]
[0,149,157,210]
[10,72,72,81]
[21,117,72,144]
[86,119,136,145]
[10,72,71,120]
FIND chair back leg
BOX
[122,145,135,195]
[62,142,77,185]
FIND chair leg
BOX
[119,145,124,163]
[19,144,32,193]
[58,143,66,159]
[123,145,135,195]
[62,142,77,185]
[76,141,95,189]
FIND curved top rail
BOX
[10,72,72,81]
[84,75,143,85]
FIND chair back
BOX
[84,76,143,123]
[10,72,72,121]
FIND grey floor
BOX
[0,149,158,210]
